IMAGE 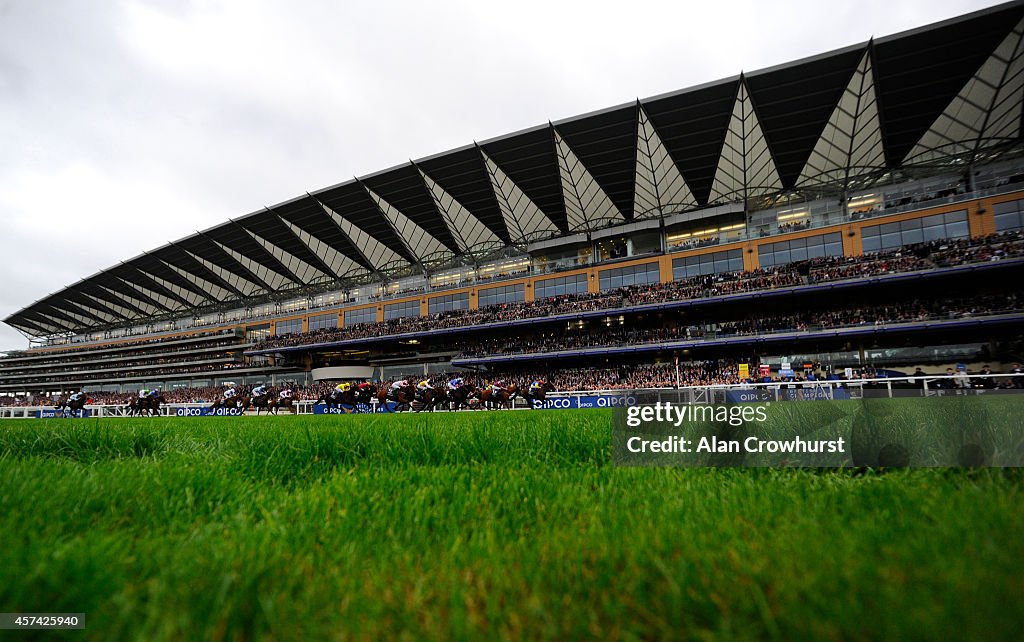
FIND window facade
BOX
[308,313,337,332]
[758,233,843,267]
[384,299,421,321]
[275,318,303,336]
[428,292,470,315]
[344,306,377,327]
[994,200,1024,232]
[535,273,588,300]
[478,283,525,308]
[861,211,969,252]
[598,262,660,290]
[672,250,744,279]
[246,325,270,343]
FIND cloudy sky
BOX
[0,0,1001,352]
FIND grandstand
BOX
[3,2,1024,403]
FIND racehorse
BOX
[477,383,518,410]
[352,384,377,413]
[126,396,151,417]
[314,390,344,413]
[524,381,556,409]
[136,394,166,417]
[254,393,298,415]
[379,383,416,412]
[207,395,249,415]
[415,387,448,412]
[447,383,479,411]
[56,395,91,418]
[127,396,163,417]
[273,395,297,415]
[250,393,277,416]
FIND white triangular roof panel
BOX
[139,269,212,308]
[797,50,887,187]
[212,241,292,292]
[99,286,162,316]
[634,104,696,218]
[418,167,502,252]
[278,217,367,279]
[318,201,410,271]
[708,80,783,203]
[242,230,329,286]
[554,129,624,232]
[905,18,1024,165]
[118,276,185,312]
[365,186,451,261]
[481,149,559,243]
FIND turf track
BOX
[1,407,1022,640]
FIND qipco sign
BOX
[174,407,245,417]
[530,395,636,410]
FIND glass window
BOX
[880,232,903,247]
[384,299,420,321]
[757,233,843,267]
[308,313,337,332]
[344,306,377,327]
[535,274,588,300]
[478,284,525,308]
[598,262,659,291]
[944,211,966,224]
[993,200,1024,232]
[672,249,743,279]
[860,211,969,251]
[945,220,969,239]
[275,318,303,336]
[246,325,270,343]
[995,210,1024,232]
[921,224,944,242]
[900,226,923,245]
[428,292,470,314]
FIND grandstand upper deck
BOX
[6,187,1024,357]
[0,328,241,363]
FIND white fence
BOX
[0,374,1019,419]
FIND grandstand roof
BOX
[6,1,1024,338]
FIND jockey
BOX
[278,386,293,399]
[447,377,464,391]
[335,382,352,394]
[417,379,434,393]
[69,390,85,403]
[489,379,506,393]
[138,388,150,399]
[529,379,546,393]
[223,385,238,400]
[355,381,374,397]
[148,388,160,398]
[251,384,268,398]
[390,379,409,392]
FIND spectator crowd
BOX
[255,232,1023,352]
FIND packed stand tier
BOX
[254,232,1024,351]
[454,294,1022,358]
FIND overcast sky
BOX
[0,0,1002,352]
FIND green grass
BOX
[1,408,1022,640]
